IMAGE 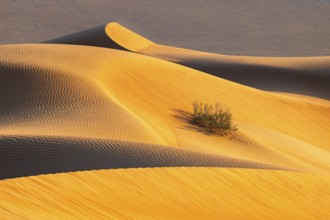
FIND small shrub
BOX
[192,101,237,135]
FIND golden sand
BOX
[1,168,330,219]
[107,22,330,100]
[0,23,329,218]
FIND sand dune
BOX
[0,44,162,144]
[1,168,330,219]
[104,23,330,99]
[0,23,329,218]
[45,23,153,51]
[46,22,330,98]
[45,24,130,51]
[0,135,283,180]
[1,44,329,177]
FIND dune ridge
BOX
[50,22,329,99]
[44,24,128,50]
[0,22,329,218]
[1,44,329,178]
[0,44,163,145]
[109,23,330,99]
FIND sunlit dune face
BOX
[1,168,330,219]
[0,21,329,219]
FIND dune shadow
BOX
[44,24,129,51]
[172,108,241,141]
[179,59,330,100]
[0,135,287,180]
[171,109,214,136]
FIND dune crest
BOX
[45,24,127,50]
[106,22,153,51]
[0,22,329,219]
[46,22,330,98]
[104,22,330,99]
[1,44,329,178]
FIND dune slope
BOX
[0,135,283,180]
[0,44,163,144]
[93,44,330,172]
[45,24,129,50]
[1,168,330,219]
[46,22,330,98]
[106,22,330,99]
[0,22,330,219]
[0,44,329,178]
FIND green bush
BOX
[192,102,237,135]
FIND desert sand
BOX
[1,168,330,219]
[48,22,330,98]
[107,23,330,99]
[0,22,329,219]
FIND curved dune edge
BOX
[271,92,330,107]
[45,22,154,51]
[44,24,128,50]
[105,22,153,51]
[1,167,330,219]
[0,28,329,219]
[0,135,287,180]
[0,44,329,179]
[0,44,165,145]
[105,22,330,99]
[91,45,330,168]
[45,22,330,98]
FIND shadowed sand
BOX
[0,135,284,180]
[49,22,330,99]
[0,26,330,218]
[111,23,330,99]
[45,24,130,51]
[1,44,329,177]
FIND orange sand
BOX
[0,22,329,219]
[1,168,330,219]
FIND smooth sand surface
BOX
[45,24,130,51]
[1,168,330,219]
[1,44,329,176]
[105,23,330,99]
[0,23,329,218]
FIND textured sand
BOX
[0,135,283,180]
[0,168,330,219]
[1,44,329,177]
[0,23,329,218]
[106,23,330,99]
[0,44,162,144]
